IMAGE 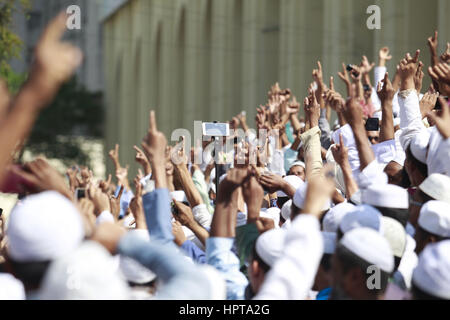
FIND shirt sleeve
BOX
[301,126,323,178]
[319,108,332,150]
[143,188,174,245]
[398,89,426,150]
[118,231,211,300]
[254,215,323,300]
[206,237,249,300]
[180,240,207,264]
[332,124,361,177]
[192,169,215,215]
[192,204,212,229]
[235,223,260,270]
[115,186,134,219]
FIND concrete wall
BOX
[102,0,449,177]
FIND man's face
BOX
[289,165,305,181]
[384,161,403,186]
[367,131,380,145]
[408,189,425,227]
[330,254,352,300]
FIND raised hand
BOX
[172,221,187,247]
[398,50,420,90]
[377,72,395,105]
[440,42,450,63]
[29,13,83,105]
[304,89,320,128]
[360,55,375,74]
[108,144,121,170]
[134,145,151,175]
[312,61,324,85]
[428,62,450,86]
[115,165,130,190]
[129,177,146,229]
[331,134,349,168]
[301,165,336,218]
[379,47,392,67]
[142,111,167,167]
[338,63,351,87]
[428,31,439,66]
[87,184,111,217]
[11,158,73,200]
[109,185,124,220]
[414,61,425,93]
[420,89,439,119]
[98,174,112,194]
[173,200,196,227]
[242,176,264,224]
[427,97,450,139]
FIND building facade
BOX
[102,0,450,175]
[11,0,104,92]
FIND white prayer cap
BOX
[260,207,280,228]
[361,184,409,209]
[323,202,356,232]
[412,240,450,299]
[38,241,130,300]
[281,200,292,221]
[171,190,187,203]
[7,191,84,263]
[277,175,304,197]
[418,201,450,238]
[409,133,429,164]
[289,161,306,170]
[381,217,407,258]
[119,230,156,284]
[198,265,226,300]
[340,228,394,273]
[293,182,331,211]
[322,232,337,255]
[281,218,291,230]
[255,228,286,267]
[0,274,25,300]
[339,205,383,234]
[419,174,450,204]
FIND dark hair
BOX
[400,168,411,189]
[374,206,409,228]
[320,254,332,272]
[251,244,271,274]
[406,146,428,178]
[335,244,390,295]
[277,196,290,210]
[8,258,51,289]
[411,282,445,300]
[417,225,450,242]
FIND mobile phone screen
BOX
[365,118,380,132]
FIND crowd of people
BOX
[0,13,450,300]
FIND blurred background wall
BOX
[101,0,450,177]
[7,0,450,180]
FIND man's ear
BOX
[251,259,261,277]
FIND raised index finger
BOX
[149,110,157,133]
[40,12,67,44]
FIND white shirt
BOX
[254,215,323,300]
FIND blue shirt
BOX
[316,287,331,300]
[206,237,248,300]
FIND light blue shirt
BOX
[206,237,248,300]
